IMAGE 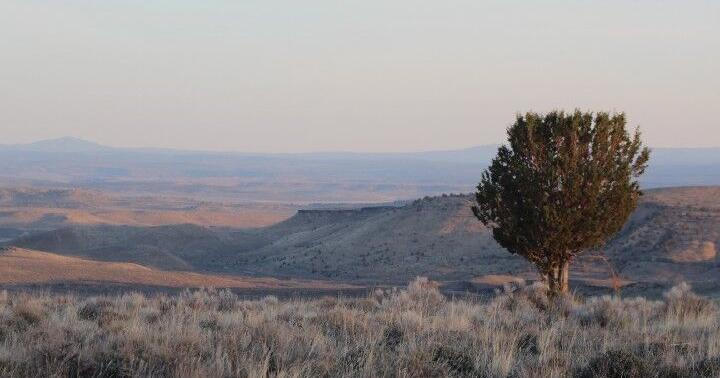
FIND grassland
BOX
[0,278,719,377]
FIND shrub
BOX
[11,299,44,330]
[337,347,366,373]
[396,276,445,314]
[0,281,717,377]
[90,351,131,378]
[575,296,625,328]
[516,333,539,355]
[575,350,651,378]
[663,282,716,321]
[216,289,237,312]
[199,316,220,331]
[381,324,404,349]
[695,357,720,377]
[78,301,107,321]
[433,346,477,376]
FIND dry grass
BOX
[0,278,719,377]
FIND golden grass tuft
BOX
[0,278,719,377]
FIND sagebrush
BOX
[0,278,719,377]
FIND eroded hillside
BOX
[233,196,531,284]
[6,187,720,295]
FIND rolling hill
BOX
[599,187,720,286]
[0,247,352,291]
[9,224,267,271]
[8,187,720,295]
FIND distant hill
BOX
[10,224,266,271]
[2,137,111,153]
[9,187,720,295]
[233,187,720,291]
[642,149,720,188]
[599,187,720,284]
[0,187,297,235]
[233,196,527,283]
[0,138,717,202]
[0,247,350,290]
[0,188,112,208]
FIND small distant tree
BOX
[472,111,650,295]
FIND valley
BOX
[2,186,718,297]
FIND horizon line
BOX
[5,136,720,155]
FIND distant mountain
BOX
[399,145,500,163]
[0,187,112,208]
[643,148,720,188]
[2,137,111,153]
[286,145,500,164]
[0,137,717,202]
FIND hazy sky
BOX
[1,1,718,152]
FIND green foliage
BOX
[473,110,650,291]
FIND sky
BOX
[0,1,718,153]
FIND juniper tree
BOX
[472,111,650,294]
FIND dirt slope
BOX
[0,247,349,289]
[9,224,267,271]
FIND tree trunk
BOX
[547,266,560,295]
[546,261,570,295]
[559,260,570,294]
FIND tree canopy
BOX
[472,110,650,293]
